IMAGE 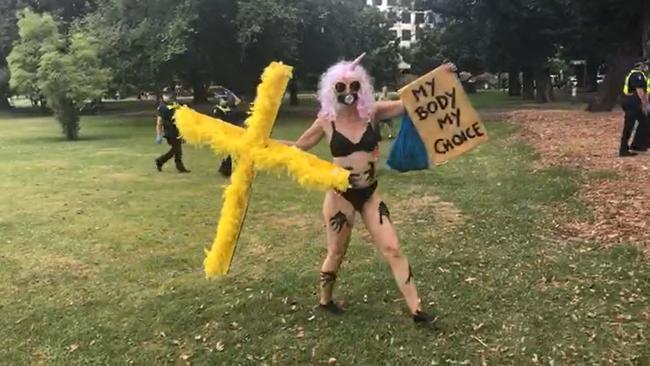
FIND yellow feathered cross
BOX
[175,62,350,278]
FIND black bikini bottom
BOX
[338,181,378,212]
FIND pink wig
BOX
[317,54,375,121]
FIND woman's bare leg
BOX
[320,191,355,309]
[361,192,429,319]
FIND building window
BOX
[402,30,412,41]
[387,0,397,6]
[415,12,425,24]
[391,30,398,38]
[373,0,382,6]
[401,11,411,23]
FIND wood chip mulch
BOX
[507,109,649,251]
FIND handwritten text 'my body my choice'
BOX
[411,78,485,154]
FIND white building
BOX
[366,0,441,49]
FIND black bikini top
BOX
[329,121,379,158]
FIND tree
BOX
[1,0,96,109]
[231,0,397,102]
[73,0,194,96]
[405,29,447,74]
[6,8,59,107]
[67,0,399,106]
[644,1,650,58]
[425,0,572,102]
[352,6,400,88]
[234,0,302,94]
[0,1,19,109]
[0,67,9,108]
[175,0,240,103]
[568,0,647,111]
[8,9,109,140]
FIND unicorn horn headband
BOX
[350,53,366,70]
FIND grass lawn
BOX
[0,104,648,365]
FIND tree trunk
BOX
[534,67,553,103]
[522,68,535,100]
[585,60,599,92]
[642,1,650,58]
[39,96,48,114]
[0,94,9,109]
[55,98,80,140]
[587,45,637,112]
[507,70,521,96]
[0,77,9,109]
[192,80,208,103]
[289,78,299,106]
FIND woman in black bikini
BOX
[287,54,456,324]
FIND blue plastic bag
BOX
[387,114,430,172]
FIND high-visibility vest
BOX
[161,102,181,120]
[158,102,182,136]
[166,102,181,112]
[623,70,648,95]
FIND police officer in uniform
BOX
[213,87,242,177]
[155,88,190,172]
[620,59,649,157]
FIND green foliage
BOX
[2,0,649,104]
[366,40,401,88]
[61,0,400,96]
[236,0,300,59]
[405,28,446,74]
[0,2,18,59]
[0,67,9,107]
[353,7,399,87]
[425,0,572,73]
[228,0,398,91]
[0,67,8,87]
[8,8,109,139]
[422,0,648,107]
[37,32,110,139]
[72,0,195,93]
[6,9,59,98]
[1,0,94,60]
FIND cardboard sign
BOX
[399,67,488,165]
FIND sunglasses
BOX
[334,81,361,94]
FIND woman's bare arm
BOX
[374,62,458,121]
[375,100,405,121]
[279,119,325,151]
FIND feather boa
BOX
[174,62,349,277]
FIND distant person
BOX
[155,87,190,173]
[213,87,242,177]
[620,59,649,157]
[377,86,395,140]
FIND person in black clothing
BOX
[620,60,649,157]
[155,88,190,173]
[213,87,242,177]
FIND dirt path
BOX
[508,109,649,250]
